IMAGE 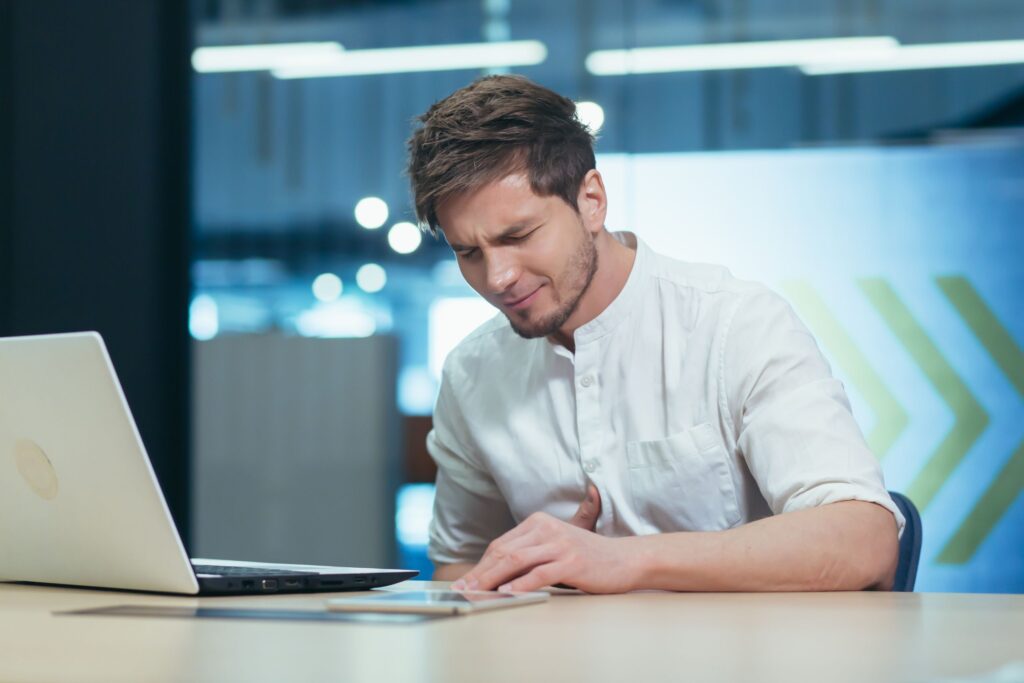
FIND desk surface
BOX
[2,581,1023,683]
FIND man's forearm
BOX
[626,501,899,592]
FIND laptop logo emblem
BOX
[14,439,59,500]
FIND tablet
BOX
[325,589,549,615]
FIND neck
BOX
[549,230,636,352]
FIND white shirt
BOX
[427,232,903,565]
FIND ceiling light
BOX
[586,37,898,75]
[272,40,547,79]
[801,39,1024,74]
[192,42,343,73]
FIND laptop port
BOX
[242,580,255,589]
[260,579,278,591]
[353,577,367,584]
[283,579,304,589]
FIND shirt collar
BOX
[569,230,649,347]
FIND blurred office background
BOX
[3,0,1022,592]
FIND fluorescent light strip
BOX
[801,40,1024,74]
[272,40,547,79]
[585,37,898,75]
[192,42,344,73]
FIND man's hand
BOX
[450,484,637,594]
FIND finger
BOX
[470,543,560,592]
[453,529,549,590]
[568,484,601,531]
[499,561,568,593]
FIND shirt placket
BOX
[573,339,605,524]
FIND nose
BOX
[483,249,520,294]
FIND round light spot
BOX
[388,222,423,255]
[575,100,605,133]
[189,294,219,340]
[312,273,343,302]
[354,196,389,229]
[356,263,388,293]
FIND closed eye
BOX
[453,224,541,258]
[505,225,541,243]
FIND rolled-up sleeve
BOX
[722,288,905,536]
[426,362,516,565]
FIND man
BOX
[406,75,902,594]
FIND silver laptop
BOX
[0,332,417,595]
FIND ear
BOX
[576,169,608,237]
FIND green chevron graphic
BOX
[783,281,908,459]
[859,279,989,510]
[935,276,1024,564]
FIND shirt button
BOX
[580,375,593,388]
[583,459,599,473]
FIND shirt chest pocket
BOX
[625,422,741,532]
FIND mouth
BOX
[503,286,542,311]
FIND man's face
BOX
[436,172,599,340]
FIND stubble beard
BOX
[506,229,599,340]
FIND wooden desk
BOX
[1,581,1022,682]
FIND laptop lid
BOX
[0,332,201,594]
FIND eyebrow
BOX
[447,222,535,252]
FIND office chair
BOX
[888,491,922,592]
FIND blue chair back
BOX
[889,491,922,592]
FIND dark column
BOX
[0,1,193,545]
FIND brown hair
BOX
[406,75,596,236]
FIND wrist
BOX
[623,531,713,592]
[620,535,660,591]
